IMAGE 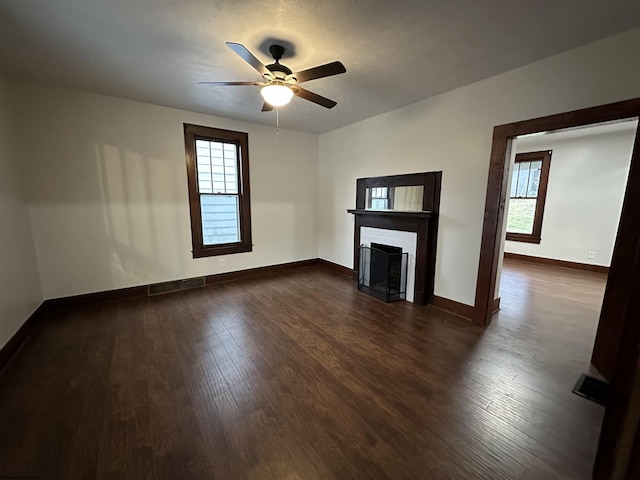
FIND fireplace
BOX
[358,243,408,302]
[348,171,441,305]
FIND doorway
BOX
[474,97,640,479]
[496,120,637,362]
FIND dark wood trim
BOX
[357,172,441,212]
[44,259,320,310]
[45,285,148,310]
[504,252,610,274]
[492,297,501,314]
[347,209,433,218]
[506,150,552,244]
[204,259,318,284]
[493,98,640,139]
[388,186,395,210]
[428,174,442,306]
[192,242,252,258]
[475,97,640,326]
[626,426,640,479]
[591,124,640,382]
[529,150,550,243]
[505,233,541,244]
[351,172,441,305]
[0,303,47,374]
[317,258,353,277]
[593,211,640,479]
[183,123,253,258]
[473,134,513,325]
[432,295,474,321]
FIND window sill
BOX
[506,233,541,244]
[192,243,253,258]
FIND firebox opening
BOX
[358,243,408,303]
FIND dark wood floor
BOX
[0,259,608,479]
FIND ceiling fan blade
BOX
[199,81,266,86]
[290,61,346,83]
[292,86,337,109]
[226,42,273,78]
[261,102,273,112]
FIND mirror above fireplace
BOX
[365,185,424,212]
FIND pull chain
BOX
[276,107,280,140]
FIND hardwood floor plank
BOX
[0,261,606,479]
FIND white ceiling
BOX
[2,0,640,134]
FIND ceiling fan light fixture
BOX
[206,42,345,110]
[261,84,293,107]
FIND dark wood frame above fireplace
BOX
[348,171,442,304]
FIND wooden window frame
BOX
[183,123,252,258]
[506,150,551,244]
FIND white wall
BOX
[15,84,319,299]
[0,77,43,348]
[318,28,640,307]
[506,126,636,266]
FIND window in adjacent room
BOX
[505,150,552,244]
[184,124,252,258]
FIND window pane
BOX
[527,160,542,197]
[515,161,531,197]
[510,163,520,198]
[200,195,240,245]
[371,199,388,209]
[371,187,388,199]
[195,140,211,156]
[224,157,236,174]
[196,140,238,195]
[506,198,536,234]
[199,183,212,194]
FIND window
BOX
[506,150,551,244]
[368,186,391,210]
[184,124,252,258]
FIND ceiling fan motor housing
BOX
[269,44,285,61]
[266,45,293,77]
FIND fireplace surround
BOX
[348,171,441,305]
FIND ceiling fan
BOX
[200,42,346,111]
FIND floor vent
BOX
[572,373,608,406]
[148,277,205,296]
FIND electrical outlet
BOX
[587,252,595,259]
[219,258,225,266]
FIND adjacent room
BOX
[2,1,640,479]
[496,119,637,370]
